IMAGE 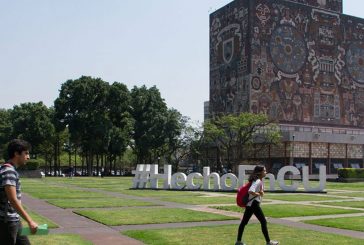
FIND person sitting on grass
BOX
[235,165,279,245]
[0,139,38,245]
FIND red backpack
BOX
[236,181,253,208]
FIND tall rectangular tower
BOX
[210,0,364,128]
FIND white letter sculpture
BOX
[203,167,220,190]
[132,164,326,192]
[277,166,300,191]
[302,165,326,191]
[221,173,238,190]
[171,172,187,189]
[186,173,203,190]
[150,164,171,189]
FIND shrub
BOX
[17,159,40,170]
[338,168,364,179]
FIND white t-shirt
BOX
[246,179,263,207]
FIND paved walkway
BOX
[22,182,364,244]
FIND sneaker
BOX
[235,241,246,245]
[266,241,279,245]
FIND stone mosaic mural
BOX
[210,0,250,114]
[210,0,364,127]
[287,0,342,13]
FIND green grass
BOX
[24,177,364,191]
[29,234,92,245]
[211,204,362,218]
[26,177,134,190]
[21,177,364,244]
[160,195,236,205]
[46,197,156,208]
[74,207,238,226]
[326,182,364,191]
[319,201,364,209]
[304,216,364,232]
[117,189,202,197]
[24,188,108,199]
[123,223,364,245]
[329,192,364,198]
[22,210,58,229]
[264,193,347,202]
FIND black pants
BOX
[0,220,31,245]
[237,200,270,243]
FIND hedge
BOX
[17,159,40,170]
[338,168,364,179]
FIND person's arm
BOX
[248,190,261,196]
[248,180,263,197]
[4,185,38,234]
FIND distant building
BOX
[204,101,210,121]
[209,0,364,175]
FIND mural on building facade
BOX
[210,0,250,114]
[287,0,342,13]
[210,0,364,128]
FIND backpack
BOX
[236,181,254,208]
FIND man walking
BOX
[0,139,38,244]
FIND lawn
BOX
[160,195,236,205]
[46,197,156,208]
[21,177,364,244]
[24,187,108,199]
[263,193,347,202]
[328,192,364,198]
[326,182,364,191]
[118,189,202,198]
[22,210,58,228]
[211,204,362,218]
[29,234,92,245]
[318,201,364,209]
[304,216,364,232]
[74,207,238,226]
[123,223,364,245]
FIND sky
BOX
[0,0,363,123]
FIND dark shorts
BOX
[0,220,31,245]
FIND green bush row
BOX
[338,168,364,179]
[17,159,40,170]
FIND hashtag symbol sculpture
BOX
[132,164,151,188]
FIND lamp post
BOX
[157,156,160,165]
[290,134,295,183]
[290,134,295,166]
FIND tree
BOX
[130,85,170,164]
[10,102,55,158]
[107,82,133,174]
[162,109,185,171]
[203,113,281,171]
[204,114,236,171]
[54,76,111,176]
[0,109,12,159]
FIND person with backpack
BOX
[235,165,279,245]
[0,139,38,245]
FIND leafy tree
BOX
[130,85,170,164]
[204,114,235,171]
[0,109,12,159]
[107,82,133,165]
[161,109,185,171]
[203,113,281,170]
[54,76,111,175]
[10,102,55,158]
